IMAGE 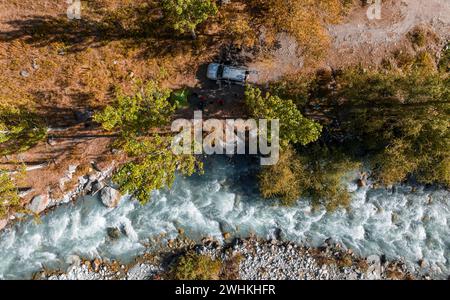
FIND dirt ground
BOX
[0,0,449,208]
[248,0,450,83]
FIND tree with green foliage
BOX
[0,106,47,156]
[257,48,449,210]
[258,146,304,204]
[244,85,322,147]
[296,146,360,211]
[94,81,202,204]
[335,60,450,186]
[113,136,201,204]
[161,0,218,39]
[93,81,175,139]
[259,145,359,211]
[0,170,23,219]
[245,85,325,207]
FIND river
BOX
[0,156,448,279]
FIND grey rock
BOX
[27,194,50,214]
[20,70,30,77]
[99,186,121,208]
[366,255,381,280]
[418,259,426,268]
[47,138,57,146]
[68,165,78,173]
[90,180,104,195]
[357,178,367,188]
[92,258,102,272]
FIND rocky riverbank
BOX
[2,156,448,280]
[0,161,118,231]
[38,237,421,280]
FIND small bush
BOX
[392,49,415,70]
[171,252,223,280]
[356,259,369,273]
[408,27,427,48]
[413,51,436,72]
[438,43,450,73]
[221,253,243,280]
[337,253,354,268]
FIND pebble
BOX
[43,238,416,281]
[32,59,39,70]
[20,70,29,77]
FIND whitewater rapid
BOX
[0,156,448,279]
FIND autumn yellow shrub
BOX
[247,0,347,60]
[171,252,223,280]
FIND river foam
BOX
[0,156,448,279]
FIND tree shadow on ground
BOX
[32,90,97,127]
[0,11,217,60]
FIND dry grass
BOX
[221,253,243,280]
[0,0,223,204]
[0,0,219,130]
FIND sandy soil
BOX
[247,0,450,83]
[327,0,450,68]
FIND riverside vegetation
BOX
[0,2,448,229]
[92,44,450,211]
[257,45,450,210]
[0,0,351,214]
[93,81,202,204]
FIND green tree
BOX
[94,81,202,204]
[297,146,360,211]
[258,146,304,205]
[113,136,201,204]
[259,145,359,211]
[335,64,450,186]
[244,85,322,147]
[0,170,23,219]
[93,81,175,139]
[0,106,47,156]
[161,0,218,39]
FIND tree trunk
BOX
[190,28,197,40]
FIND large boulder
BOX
[99,186,121,208]
[107,227,121,239]
[27,194,50,214]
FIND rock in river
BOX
[107,227,121,239]
[99,186,121,208]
